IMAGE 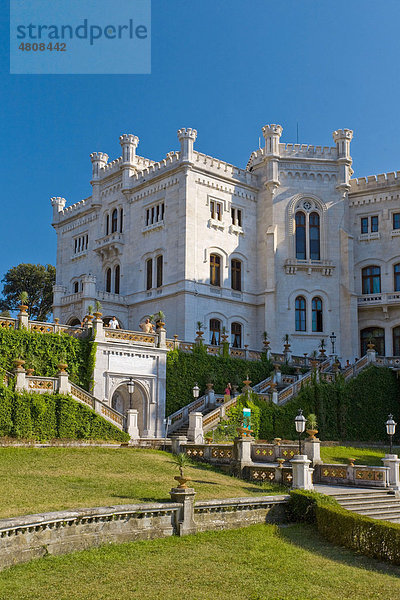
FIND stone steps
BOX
[330,489,400,524]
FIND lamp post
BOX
[385,414,397,454]
[127,378,135,410]
[192,383,200,400]
[295,409,306,455]
[330,332,336,355]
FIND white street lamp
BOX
[192,383,200,399]
[385,414,397,453]
[127,378,135,409]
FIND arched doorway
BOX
[103,316,124,329]
[67,317,81,327]
[111,382,146,434]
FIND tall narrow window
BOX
[360,327,385,356]
[114,265,120,294]
[146,209,150,226]
[156,255,163,288]
[361,217,368,234]
[111,209,118,233]
[73,281,79,293]
[210,319,221,346]
[146,258,153,290]
[106,214,110,235]
[312,297,323,332]
[106,268,112,293]
[231,322,242,348]
[371,216,379,232]
[362,266,381,294]
[393,326,400,356]
[394,264,400,292]
[210,254,221,286]
[295,296,306,331]
[231,259,242,291]
[119,208,123,233]
[309,212,320,260]
[295,212,306,259]
[393,213,400,230]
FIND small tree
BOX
[0,264,55,321]
[169,452,192,478]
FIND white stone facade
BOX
[51,125,400,362]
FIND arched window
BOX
[360,327,385,356]
[119,208,123,233]
[394,264,400,292]
[231,322,242,348]
[231,259,242,291]
[309,212,320,260]
[210,319,221,346]
[362,266,381,294]
[106,214,109,235]
[295,212,306,259]
[114,265,120,294]
[156,255,163,288]
[106,268,112,293]
[312,297,323,332]
[295,296,306,331]
[210,254,221,286]
[146,258,153,290]
[73,281,79,293]
[393,326,400,356]
[111,209,118,233]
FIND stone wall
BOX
[0,495,289,571]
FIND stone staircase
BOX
[328,489,400,523]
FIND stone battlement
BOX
[279,143,338,159]
[193,151,257,186]
[349,171,400,192]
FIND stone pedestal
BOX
[170,436,188,455]
[93,317,104,340]
[290,455,314,490]
[17,311,28,330]
[14,368,27,392]
[234,437,254,475]
[303,438,322,465]
[169,487,196,536]
[158,328,167,349]
[57,371,71,395]
[187,412,204,444]
[367,348,377,363]
[126,409,140,440]
[382,454,400,491]
[271,390,278,405]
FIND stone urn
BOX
[367,341,375,350]
[206,382,214,392]
[13,358,25,371]
[156,321,165,330]
[221,334,229,343]
[57,362,68,374]
[93,311,102,320]
[306,429,319,440]
[273,437,282,446]
[26,368,34,376]
[174,475,191,489]
[263,340,270,350]
[86,314,94,323]
[348,457,356,467]
[310,359,319,370]
[18,304,28,315]
[277,458,285,468]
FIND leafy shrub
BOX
[289,489,400,565]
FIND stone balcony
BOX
[94,232,124,259]
[357,292,400,308]
[284,258,335,276]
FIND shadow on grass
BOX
[280,523,400,578]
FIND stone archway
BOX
[111,382,146,435]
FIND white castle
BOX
[52,125,400,362]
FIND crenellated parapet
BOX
[349,171,400,192]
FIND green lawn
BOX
[320,445,390,466]
[0,524,399,599]
[0,447,284,519]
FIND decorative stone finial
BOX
[177,128,197,162]
[90,152,109,180]
[119,134,139,164]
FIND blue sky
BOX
[1,0,400,281]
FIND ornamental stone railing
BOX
[314,463,390,488]
[0,494,288,571]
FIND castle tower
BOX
[90,152,108,205]
[119,134,139,189]
[177,128,197,163]
[332,129,353,193]
[50,197,66,222]
[262,124,283,195]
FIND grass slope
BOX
[0,524,399,599]
[320,445,389,466]
[0,447,284,519]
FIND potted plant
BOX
[306,413,319,440]
[262,331,270,350]
[154,310,166,330]
[367,335,375,350]
[18,291,29,314]
[13,357,25,371]
[57,352,68,374]
[170,452,192,488]
[93,300,103,319]
[309,350,319,370]
[319,338,327,357]
[195,320,204,342]
[283,333,291,352]
[86,305,94,323]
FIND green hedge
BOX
[166,346,275,414]
[0,383,129,442]
[289,489,400,565]
[251,366,400,442]
[0,329,96,391]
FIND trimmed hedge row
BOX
[0,384,129,442]
[0,329,96,391]
[289,489,400,565]
[252,366,400,442]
